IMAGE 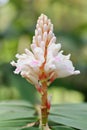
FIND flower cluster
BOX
[11,14,80,90]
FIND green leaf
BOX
[0,127,20,130]
[22,127,39,130]
[0,127,40,130]
[0,101,35,121]
[51,126,75,130]
[0,101,87,130]
[50,103,87,130]
[0,119,36,127]
[0,100,34,108]
[0,100,37,128]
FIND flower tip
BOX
[25,48,28,52]
[74,70,80,75]
[57,43,61,50]
[41,13,44,16]
[25,48,30,54]
[14,67,21,74]
[40,13,46,17]
[66,54,71,59]
[15,54,19,58]
[58,43,61,46]
[13,70,18,74]
[10,61,13,65]
[10,61,15,66]
[40,13,44,19]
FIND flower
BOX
[11,14,80,89]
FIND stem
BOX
[41,82,48,127]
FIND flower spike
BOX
[11,14,80,88]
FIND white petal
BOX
[74,70,80,75]
[48,30,54,41]
[34,47,45,64]
[43,24,48,32]
[38,28,42,35]
[43,32,47,43]
[37,35,42,44]
[10,61,16,66]
[49,36,56,44]
[14,67,21,74]
[25,48,34,57]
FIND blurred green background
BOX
[0,0,87,104]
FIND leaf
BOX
[0,101,87,130]
[0,101,35,121]
[22,127,39,130]
[50,103,87,130]
[0,100,37,128]
[0,100,33,108]
[0,119,36,127]
[0,127,40,130]
[0,127,20,130]
[51,126,75,130]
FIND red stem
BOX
[41,82,48,126]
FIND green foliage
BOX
[50,104,87,130]
[10,74,38,104]
[0,101,87,130]
[0,39,18,63]
[0,101,36,129]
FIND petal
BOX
[14,67,21,74]
[33,47,45,64]
[10,61,16,66]
[54,54,80,78]
[73,70,80,75]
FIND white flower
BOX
[11,48,43,86]
[11,14,80,87]
[45,43,80,78]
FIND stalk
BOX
[41,82,48,128]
